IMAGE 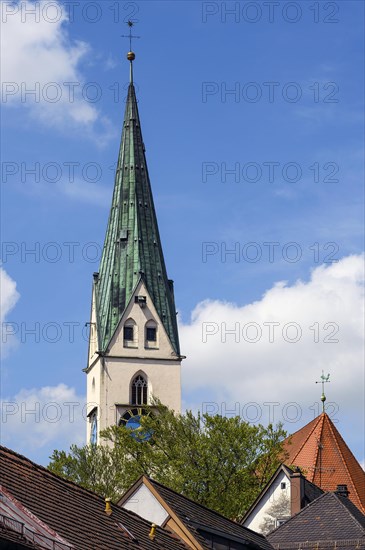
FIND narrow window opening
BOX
[146,327,157,342]
[124,326,134,341]
[90,410,98,445]
[145,321,158,349]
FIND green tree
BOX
[49,404,287,520]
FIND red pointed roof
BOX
[283,413,365,514]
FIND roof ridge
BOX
[334,493,365,531]
[324,415,362,507]
[147,477,268,541]
[312,412,326,483]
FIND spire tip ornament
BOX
[315,370,330,413]
[122,20,140,82]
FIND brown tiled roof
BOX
[0,483,73,550]
[267,491,365,548]
[284,413,365,514]
[0,529,40,549]
[146,477,274,550]
[0,446,188,550]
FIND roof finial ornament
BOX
[121,20,140,83]
[315,370,330,413]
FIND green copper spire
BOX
[94,52,180,355]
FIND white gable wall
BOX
[123,484,169,525]
[243,471,291,533]
[108,280,177,359]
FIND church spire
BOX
[94,42,180,356]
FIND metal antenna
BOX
[315,370,330,413]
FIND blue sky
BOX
[1,0,364,467]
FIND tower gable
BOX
[106,279,178,360]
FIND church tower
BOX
[85,43,182,444]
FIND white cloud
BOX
[1,0,113,142]
[1,384,85,461]
[21,176,112,207]
[105,55,118,71]
[0,267,20,357]
[58,177,111,206]
[0,267,19,320]
[180,254,364,435]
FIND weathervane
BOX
[315,370,330,413]
[121,21,140,83]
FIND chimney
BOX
[290,468,305,516]
[335,484,350,497]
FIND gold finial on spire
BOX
[315,370,330,413]
[122,21,140,83]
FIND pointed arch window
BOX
[131,374,148,405]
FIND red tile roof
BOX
[0,446,188,550]
[283,413,365,514]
